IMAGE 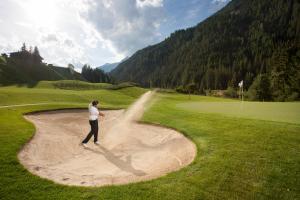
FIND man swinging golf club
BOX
[82,100,105,148]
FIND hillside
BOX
[97,57,129,72]
[111,0,300,101]
[0,49,85,86]
[50,65,84,80]
[97,62,119,73]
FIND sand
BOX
[18,91,196,187]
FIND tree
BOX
[21,43,27,52]
[33,46,40,57]
[29,46,33,54]
[68,64,75,74]
[33,46,43,63]
[186,83,197,100]
[246,74,271,101]
[81,64,110,83]
[257,74,271,101]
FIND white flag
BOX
[238,80,243,88]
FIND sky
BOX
[0,0,230,70]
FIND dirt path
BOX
[18,91,196,187]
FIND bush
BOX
[175,85,187,93]
[109,82,139,90]
[156,88,176,93]
[246,74,272,101]
[286,92,299,101]
[0,56,6,64]
[205,89,212,96]
[224,87,238,98]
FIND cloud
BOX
[37,30,88,65]
[41,34,58,43]
[79,0,165,55]
[212,0,230,5]
[136,0,163,8]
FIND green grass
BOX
[35,80,112,90]
[34,80,139,90]
[0,88,299,199]
[177,101,300,124]
[0,85,147,108]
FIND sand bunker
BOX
[18,91,196,186]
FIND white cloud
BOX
[36,30,88,65]
[79,0,165,56]
[136,0,163,8]
[212,0,230,4]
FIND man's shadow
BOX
[85,146,147,176]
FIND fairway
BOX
[177,101,300,124]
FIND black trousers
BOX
[82,120,98,143]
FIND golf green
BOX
[177,101,300,124]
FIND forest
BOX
[111,0,300,101]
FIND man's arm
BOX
[99,112,105,117]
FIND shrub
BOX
[109,82,139,90]
[286,92,299,101]
[0,56,6,64]
[175,85,187,93]
[224,87,238,98]
[246,74,272,101]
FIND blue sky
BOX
[0,0,230,70]
[161,0,229,36]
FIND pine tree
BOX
[33,46,40,57]
[21,43,27,52]
[33,46,42,63]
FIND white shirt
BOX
[88,103,99,120]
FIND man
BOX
[82,100,105,147]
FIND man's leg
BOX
[94,120,99,143]
[82,121,94,144]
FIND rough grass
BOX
[0,89,299,199]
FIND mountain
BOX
[97,57,129,73]
[97,62,119,73]
[111,0,300,101]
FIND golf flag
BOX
[238,80,243,88]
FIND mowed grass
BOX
[177,101,300,124]
[35,80,113,90]
[0,87,299,199]
[0,86,146,108]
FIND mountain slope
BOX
[111,0,300,100]
[97,62,119,73]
